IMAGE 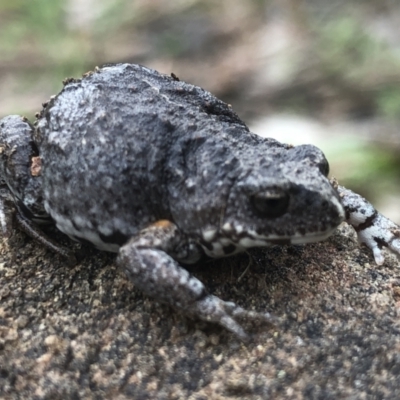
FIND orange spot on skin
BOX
[151,220,173,229]
[31,156,42,177]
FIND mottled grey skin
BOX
[34,64,342,251]
[1,64,399,339]
[0,116,43,220]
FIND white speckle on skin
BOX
[185,178,196,189]
[22,193,38,208]
[234,224,243,234]
[222,222,232,233]
[98,224,113,236]
[73,215,87,228]
[48,209,120,252]
[0,201,7,235]
[179,274,189,286]
[203,241,224,257]
[202,228,217,242]
[219,237,232,246]
[188,278,204,296]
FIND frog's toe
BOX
[372,247,385,266]
[194,295,278,341]
[389,235,400,258]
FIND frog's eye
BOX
[250,190,290,219]
[317,157,329,177]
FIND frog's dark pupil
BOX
[318,158,330,177]
[251,192,290,219]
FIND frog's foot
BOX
[191,295,277,340]
[117,221,276,340]
[337,185,400,265]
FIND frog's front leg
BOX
[117,220,276,340]
[336,184,400,265]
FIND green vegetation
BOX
[376,87,400,119]
[317,14,400,119]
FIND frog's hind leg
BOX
[0,185,75,263]
[15,207,76,263]
[116,220,277,340]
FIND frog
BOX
[1,63,399,340]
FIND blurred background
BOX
[0,0,399,221]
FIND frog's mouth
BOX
[200,225,340,258]
[236,225,339,248]
[288,226,339,244]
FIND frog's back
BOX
[36,64,247,147]
[35,64,249,251]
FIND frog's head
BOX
[200,143,345,256]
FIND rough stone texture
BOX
[1,223,400,399]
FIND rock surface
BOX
[1,223,400,399]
